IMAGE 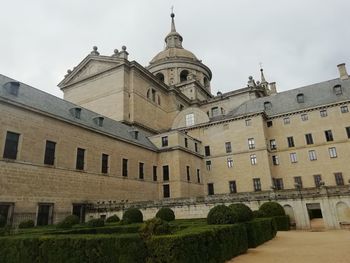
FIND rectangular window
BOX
[44,140,56,165]
[267,121,273,127]
[227,157,233,168]
[139,162,144,179]
[324,130,333,142]
[245,119,252,126]
[301,113,308,121]
[320,109,327,117]
[294,176,303,188]
[101,154,109,174]
[250,154,257,165]
[76,148,85,170]
[328,147,337,158]
[334,173,344,186]
[290,153,297,163]
[207,183,214,195]
[270,139,277,150]
[229,181,237,193]
[206,160,211,171]
[273,178,284,190]
[305,133,314,145]
[3,131,20,160]
[185,113,195,126]
[308,150,317,161]
[161,136,168,147]
[197,169,200,183]
[163,165,169,181]
[225,142,232,153]
[204,146,211,156]
[153,166,157,181]
[314,174,322,187]
[346,127,350,139]
[163,184,170,198]
[194,143,198,152]
[184,138,188,148]
[340,105,349,113]
[72,204,86,223]
[272,155,279,165]
[186,166,190,181]
[122,159,128,177]
[37,203,53,226]
[283,117,290,125]
[248,138,255,149]
[253,178,261,192]
[287,136,295,147]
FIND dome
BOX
[150,47,199,64]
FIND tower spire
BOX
[165,8,183,49]
[170,6,176,32]
[259,63,268,84]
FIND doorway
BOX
[37,203,53,226]
[306,203,325,230]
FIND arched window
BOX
[180,70,189,82]
[264,101,272,110]
[297,93,304,103]
[156,73,165,82]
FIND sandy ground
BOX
[228,229,350,263]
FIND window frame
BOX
[305,133,314,145]
[76,148,85,170]
[328,147,337,158]
[248,138,255,149]
[308,150,317,161]
[290,152,298,163]
[3,131,20,160]
[287,136,295,147]
[225,142,232,153]
[250,154,257,165]
[161,136,168,147]
[227,157,233,168]
[253,178,261,192]
[185,113,195,127]
[334,172,344,186]
[340,105,349,113]
[101,153,109,174]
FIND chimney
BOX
[269,82,277,95]
[337,63,349,80]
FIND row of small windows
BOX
[161,135,199,152]
[206,154,257,171]
[208,178,261,195]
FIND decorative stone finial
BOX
[114,49,119,54]
[248,76,253,80]
[67,69,72,74]
[90,46,100,55]
[119,45,129,59]
[122,45,127,51]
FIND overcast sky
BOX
[1,0,349,98]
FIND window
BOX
[319,109,327,117]
[328,147,337,158]
[76,148,85,170]
[283,117,290,125]
[264,101,272,110]
[163,165,169,181]
[204,146,211,156]
[273,178,284,190]
[101,154,109,174]
[248,138,255,149]
[297,93,304,103]
[197,169,200,183]
[152,89,156,102]
[156,72,164,82]
[211,107,219,117]
[267,121,273,127]
[308,150,317,161]
[324,130,333,142]
[301,114,308,121]
[290,153,297,163]
[186,166,190,181]
[294,176,303,188]
[153,166,157,181]
[180,70,189,82]
[37,203,54,226]
[184,138,188,148]
[340,105,349,113]
[207,183,214,195]
[72,204,86,223]
[161,136,168,147]
[287,136,295,147]
[94,116,104,127]
[73,108,81,119]
[194,143,198,152]
[272,155,279,165]
[122,159,128,177]
[334,173,344,186]
[206,160,211,171]
[43,140,56,165]
[270,139,277,150]
[4,81,20,96]
[227,157,233,168]
[225,142,232,153]
[314,174,322,187]
[245,119,252,126]
[229,181,237,193]
[139,163,144,179]
[305,133,314,145]
[334,85,342,95]
[346,127,350,139]
[253,178,261,192]
[250,154,257,165]
[163,184,170,198]
[185,113,195,126]
[3,131,20,160]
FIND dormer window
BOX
[3,81,20,96]
[129,129,139,140]
[297,93,304,103]
[333,85,342,95]
[94,116,104,127]
[264,101,272,110]
[70,107,81,119]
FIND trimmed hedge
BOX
[259,202,285,217]
[87,218,105,228]
[57,215,80,229]
[156,208,175,222]
[123,208,143,224]
[52,224,141,235]
[252,210,265,218]
[106,215,120,223]
[140,218,171,239]
[0,215,6,228]
[146,224,248,263]
[229,203,253,222]
[18,220,35,229]
[245,218,277,248]
[207,205,236,225]
[0,234,146,263]
[273,215,290,231]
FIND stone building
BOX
[1,13,350,229]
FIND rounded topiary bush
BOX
[86,218,105,227]
[155,207,175,222]
[139,217,171,239]
[122,208,143,224]
[259,202,285,217]
[207,205,236,225]
[57,215,80,229]
[106,214,120,223]
[252,210,265,218]
[229,203,253,222]
[0,215,6,228]
[18,220,35,229]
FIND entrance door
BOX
[37,204,53,226]
[306,203,324,230]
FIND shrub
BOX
[18,220,35,229]
[259,202,285,217]
[207,205,236,225]
[156,208,175,222]
[0,215,6,228]
[122,208,143,224]
[245,218,277,248]
[86,218,105,228]
[273,215,290,231]
[140,217,171,239]
[53,224,141,235]
[229,203,253,222]
[56,215,80,229]
[106,215,120,223]
[252,210,265,218]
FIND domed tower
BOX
[147,12,213,101]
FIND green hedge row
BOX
[273,215,290,231]
[53,224,141,235]
[0,234,146,263]
[146,224,248,263]
[245,218,277,248]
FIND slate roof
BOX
[0,74,157,150]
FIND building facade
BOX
[1,13,350,228]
